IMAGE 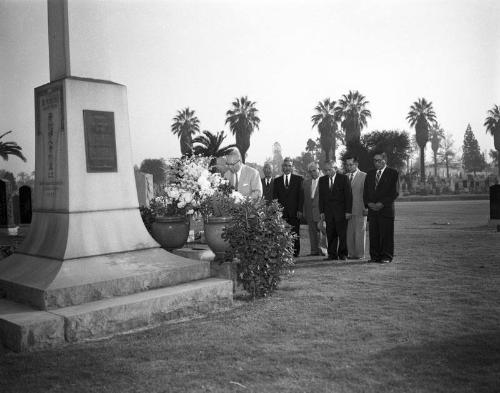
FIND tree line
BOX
[165,93,499,181]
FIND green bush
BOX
[223,199,295,299]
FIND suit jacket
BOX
[261,177,274,203]
[363,166,399,218]
[302,177,321,222]
[349,170,367,216]
[224,164,263,199]
[318,173,352,221]
[273,173,304,219]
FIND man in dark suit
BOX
[273,157,304,257]
[363,151,399,263]
[318,161,352,260]
[261,162,274,203]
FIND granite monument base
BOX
[0,277,232,352]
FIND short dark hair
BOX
[373,150,387,161]
[344,154,358,163]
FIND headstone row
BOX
[0,180,32,229]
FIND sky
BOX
[1,0,499,176]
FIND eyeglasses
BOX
[226,160,240,167]
[373,158,383,162]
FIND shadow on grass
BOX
[293,259,370,269]
[344,332,500,392]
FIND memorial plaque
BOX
[83,110,118,172]
[36,84,64,182]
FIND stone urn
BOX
[151,216,190,251]
[204,216,232,260]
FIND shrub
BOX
[139,205,155,234]
[223,199,295,299]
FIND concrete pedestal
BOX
[0,77,233,350]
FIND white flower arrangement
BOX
[150,155,235,217]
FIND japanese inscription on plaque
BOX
[83,110,118,172]
[35,84,65,203]
[37,86,64,181]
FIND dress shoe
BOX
[338,255,347,261]
[368,259,381,263]
[380,259,392,263]
[323,256,336,261]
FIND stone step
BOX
[0,247,212,310]
[0,277,232,352]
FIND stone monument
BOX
[489,184,500,228]
[0,0,231,351]
[134,170,154,207]
[0,179,16,235]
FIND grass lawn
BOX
[1,200,499,392]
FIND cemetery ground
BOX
[1,200,499,393]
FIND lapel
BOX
[332,174,341,190]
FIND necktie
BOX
[349,173,353,183]
[235,173,239,190]
[375,170,381,188]
[329,177,333,190]
[267,179,270,186]
[285,175,289,188]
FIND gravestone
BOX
[489,185,500,227]
[19,185,32,224]
[12,194,20,226]
[0,180,7,227]
[0,0,231,351]
[0,179,15,234]
[134,170,154,207]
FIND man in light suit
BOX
[318,161,352,260]
[302,162,324,256]
[261,162,274,203]
[273,157,304,257]
[363,151,399,263]
[344,155,367,259]
[224,149,262,199]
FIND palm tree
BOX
[311,98,339,162]
[429,124,445,178]
[192,130,237,166]
[0,130,27,162]
[225,96,260,163]
[336,90,371,144]
[171,108,200,156]
[484,104,500,176]
[406,98,437,182]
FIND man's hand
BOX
[368,202,383,211]
[320,213,325,222]
[297,211,303,219]
[345,213,352,220]
[363,208,368,216]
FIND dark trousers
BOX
[368,214,395,261]
[326,218,348,258]
[285,216,301,256]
